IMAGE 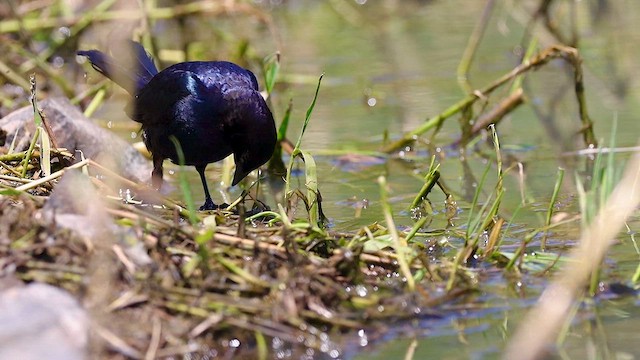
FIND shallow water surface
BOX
[265,1,640,358]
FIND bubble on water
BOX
[358,329,368,346]
[229,338,240,348]
[52,56,64,68]
[271,336,284,350]
[355,285,368,297]
[58,26,71,37]
[118,188,136,202]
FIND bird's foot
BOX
[199,200,230,211]
[198,198,269,216]
[199,199,217,211]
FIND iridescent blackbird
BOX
[78,42,277,210]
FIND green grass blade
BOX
[465,163,492,241]
[268,100,292,176]
[542,168,565,251]
[298,149,320,228]
[378,175,415,291]
[169,135,198,225]
[83,87,107,118]
[263,52,280,96]
[285,74,324,196]
[277,99,293,142]
[294,73,323,151]
[255,331,268,360]
[410,155,440,210]
[21,127,40,178]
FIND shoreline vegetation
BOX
[1,1,638,359]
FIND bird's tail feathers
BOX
[77,41,158,94]
[130,41,158,80]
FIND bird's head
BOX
[230,97,277,186]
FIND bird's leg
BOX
[151,155,164,189]
[196,165,217,210]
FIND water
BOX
[270,2,640,358]
[91,0,640,357]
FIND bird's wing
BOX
[125,68,214,125]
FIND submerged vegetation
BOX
[1,0,639,359]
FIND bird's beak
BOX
[231,163,250,186]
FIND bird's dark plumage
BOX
[78,41,276,210]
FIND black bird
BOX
[78,41,277,210]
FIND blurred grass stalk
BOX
[0,1,236,33]
[504,148,640,359]
[456,0,495,93]
[383,45,597,153]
